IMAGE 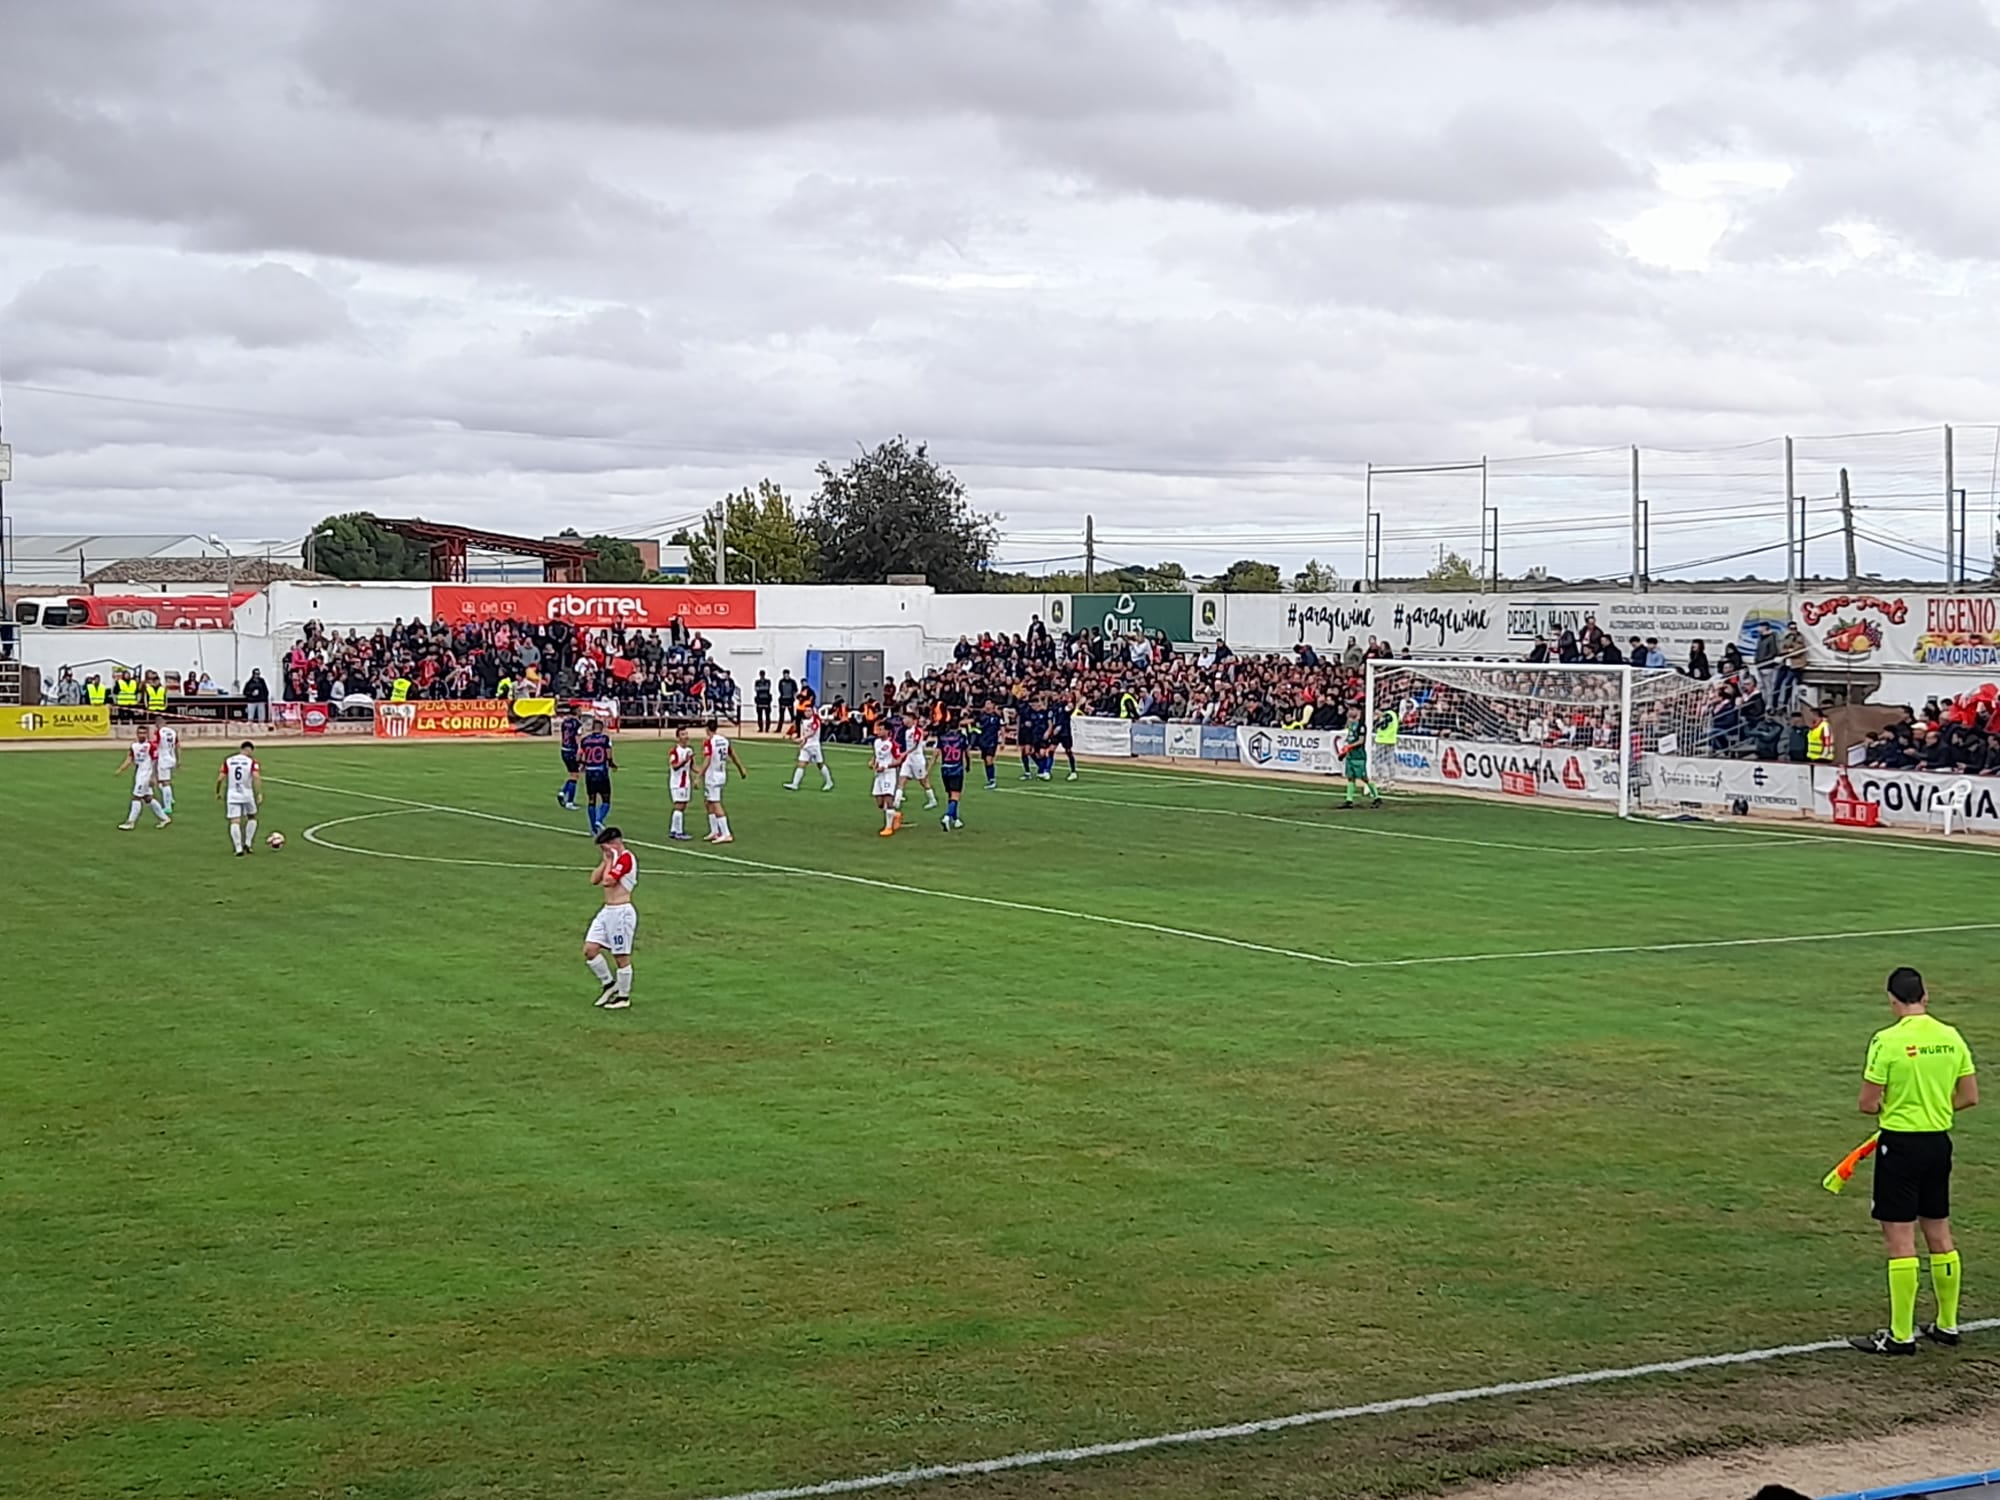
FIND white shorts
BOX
[670,778,692,805]
[585,904,638,955]
[797,741,825,765]
[900,753,927,780]
[132,774,154,797]
[157,758,177,778]
[872,770,899,798]
[227,796,258,819]
[703,775,727,800]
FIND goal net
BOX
[1364,660,1722,817]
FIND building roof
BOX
[374,519,597,562]
[8,533,211,560]
[84,558,327,586]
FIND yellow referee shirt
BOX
[1865,1014,1976,1133]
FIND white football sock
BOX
[127,800,143,824]
[615,965,634,997]
[821,769,834,788]
[152,799,169,823]
[707,814,720,836]
[787,770,802,788]
[925,791,938,808]
[670,809,684,836]
[230,822,244,853]
[716,817,730,838]
[586,954,613,984]
[884,806,896,828]
[161,785,175,813]
[245,817,258,843]
[893,787,905,808]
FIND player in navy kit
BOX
[556,707,584,809]
[935,715,969,830]
[578,719,617,835]
[975,701,1004,789]
[1017,695,1050,781]
[1047,691,1078,780]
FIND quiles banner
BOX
[374,699,555,740]
[1073,716,1134,758]
[0,705,111,740]
[433,585,756,630]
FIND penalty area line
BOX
[696,1318,2000,1500]
[271,777,1359,971]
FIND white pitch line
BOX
[300,808,797,878]
[697,1319,2000,1500]
[272,778,2000,972]
[271,778,1360,970]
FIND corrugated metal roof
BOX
[8,533,210,559]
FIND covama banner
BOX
[1235,726,1342,775]
[1810,765,2000,831]
[1400,737,1623,803]
[1644,756,1810,814]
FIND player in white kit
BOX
[152,723,181,815]
[894,718,939,811]
[117,725,172,829]
[584,825,638,1009]
[216,741,263,854]
[871,728,903,836]
[667,728,695,841]
[785,705,836,792]
[702,718,747,843]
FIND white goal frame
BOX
[1365,659,1642,818]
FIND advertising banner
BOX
[1235,726,1342,775]
[1644,756,1810,814]
[433,585,757,630]
[1164,722,1202,758]
[1234,591,1783,660]
[1049,592,1195,644]
[1800,590,2000,672]
[274,702,335,735]
[1811,765,2000,831]
[1194,595,1223,642]
[374,699,556,740]
[0,704,111,739]
[1132,722,1167,757]
[1392,734,1440,778]
[1073,716,1133,758]
[1399,737,1622,803]
[1199,726,1240,761]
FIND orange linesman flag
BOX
[1822,1133,1881,1195]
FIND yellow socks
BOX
[1888,1258,1920,1344]
[1932,1251,1962,1333]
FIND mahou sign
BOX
[432,585,757,629]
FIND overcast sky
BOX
[3,0,1999,583]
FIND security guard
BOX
[113,672,140,720]
[1850,966,1978,1356]
[1372,705,1401,785]
[390,673,412,703]
[84,676,109,707]
[1806,706,1835,763]
[143,674,168,714]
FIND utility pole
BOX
[1783,436,1797,593]
[1084,514,1096,592]
[1839,467,1858,587]
[712,504,726,585]
[1944,424,1957,588]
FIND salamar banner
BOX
[433,585,757,630]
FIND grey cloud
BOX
[6,262,354,349]
[1718,141,2000,263]
[522,307,686,369]
[1016,102,1640,212]
[302,0,1236,130]
[774,176,992,258]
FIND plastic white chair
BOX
[1936,777,1976,836]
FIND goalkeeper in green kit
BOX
[1341,718,1383,808]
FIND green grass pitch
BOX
[4,738,1997,1500]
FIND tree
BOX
[309,513,431,581]
[675,480,818,584]
[1214,559,1282,593]
[1291,558,1340,593]
[584,536,649,583]
[806,437,997,591]
[1423,550,1481,589]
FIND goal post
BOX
[1364,659,1722,818]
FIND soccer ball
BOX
[266,832,286,850]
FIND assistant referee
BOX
[1850,966,1978,1356]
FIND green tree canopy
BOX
[583,536,649,584]
[1214,559,1282,593]
[806,437,997,591]
[309,513,431,581]
[1423,550,1481,589]
[674,481,818,584]
[1291,558,1340,593]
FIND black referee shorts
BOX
[1871,1129,1953,1223]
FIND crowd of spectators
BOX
[1861,691,2000,775]
[279,615,739,715]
